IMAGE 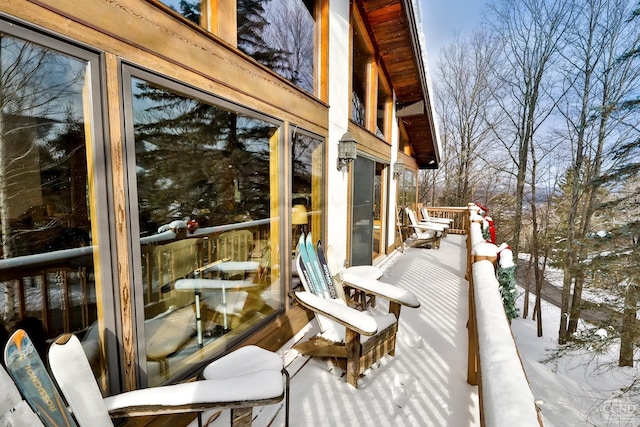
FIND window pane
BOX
[352,23,370,127]
[159,0,203,26]
[397,169,416,231]
[0,35,104,385]
[373,162,384,255]
[376,76,390,140]
[131,78,281,385]
[238,0,315,94]
[292,132,323,252]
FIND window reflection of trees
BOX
[159,1,316,94]
[133,79,277,236]
[159,1,201,25]
[238,0,315,94]
[262,0,315,93]
[0,35,97,347]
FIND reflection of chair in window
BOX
[153,238,203,296]
[216,230,252,261]
[145,304,197,379]
[141,238,203,379]
[187,230,271,335]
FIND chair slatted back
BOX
[216,230,253,262]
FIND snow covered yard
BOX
[512,287,640,426]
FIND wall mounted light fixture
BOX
[337,132,357,172]
[393,160,405,179]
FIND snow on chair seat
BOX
[48,334,288,427]
[201,345,290,426]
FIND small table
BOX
[175,275,256,346]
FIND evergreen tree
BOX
[133,80,276,235]
[237,0,289,73]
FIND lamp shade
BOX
[393,160,405,177]
[338,132,357,161]
[292,204,308,225]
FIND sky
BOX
[419,0,490,75]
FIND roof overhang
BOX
[357,0,440,169]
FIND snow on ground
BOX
[512,286,640,426]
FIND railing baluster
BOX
[41,273,50,333]
[61,270,70,333]
[17,278,26,321]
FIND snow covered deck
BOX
[261,234,480,426]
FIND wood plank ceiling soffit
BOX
[357,0,439,169]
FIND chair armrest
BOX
[105,370,284,417]
[408,223,445,232]
[427,218,454,225]
[422,220,449,228]
[293,292,378,336]
[340,273,420,308]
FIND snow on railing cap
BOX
[472,242,498,257]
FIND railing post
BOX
[466,204,479,386]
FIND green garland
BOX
[497,265,519,320]
[481,222,491,241]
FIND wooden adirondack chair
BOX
[405,208,444,249]
[292,245,420,388]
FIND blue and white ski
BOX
[305,233,330,299]
[297,233,318,295]
[316,239,338,299]
[0,362,44,426]
[4,329,78,427]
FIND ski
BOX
[305,233,330,299]
[0,362,44,426]
[297,233,318,295]
[316,240,338,299]
[4,329,78,427]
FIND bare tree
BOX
[433,29,502,206]
[0,37,85,320]
[264,0,314,93]
[552,0,640,344]
[487,0,573,265]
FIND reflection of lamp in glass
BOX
[292,204,308,235]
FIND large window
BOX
[397,168,417,232]
[238,0,316,94]
[126,71,282,385]
[351,15,371,127]
[376,74,391,140]
[158,0,318,95]
[0,28,111,391]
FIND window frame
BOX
[120,63,286,386]
[0,15,120,393]
[152,0,328,100]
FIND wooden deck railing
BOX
[0,219,272,338]
[423,206,468,234]
[0,246,96,336]
[463,204,544,427]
